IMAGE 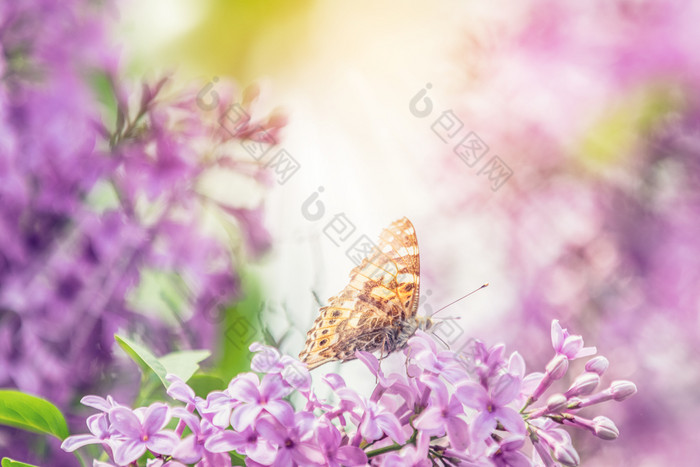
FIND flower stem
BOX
[365,442,404,458]
[366,429,418,458]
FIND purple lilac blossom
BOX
[63,320,635,466]
[426,3,698,464]
[0,0,285,463]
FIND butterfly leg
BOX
[378,335,388,383]
[404,345,412,375]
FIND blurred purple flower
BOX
[0,2,286,464]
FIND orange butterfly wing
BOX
[299,217,420,369]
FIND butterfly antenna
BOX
[432,330,451,350]
[311,290,324,307]
[430,283,489,317]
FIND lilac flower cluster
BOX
[63,320,636,466]
[0,0,283,420]
[429,3,698,463]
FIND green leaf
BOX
[126,269,189,325]
[217,271,265,380]
[159,350,211,382]
[2,458,40,467]
[187,374,226,398]
[0,391,69,440]
[230,451,246,466]
[115,335,168,387]
[87,70,117,131]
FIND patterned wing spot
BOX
[396,273,414,284]
[370,287,396,299]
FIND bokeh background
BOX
[2,0,699,465]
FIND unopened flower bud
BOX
[532,438,557,467]
[610,380,637,401]
[530,355,569,403]
[566,397,583,409]
[565,372,600,398]
[592,416,619,440]
[552,441,580,466]
[546,393,569,412]
[584,356,609,375]
[546,354,569,380]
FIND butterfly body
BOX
[299,218,429,369]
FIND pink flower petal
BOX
[231,404,263,431]
[265,400,294,426]
[323,373,346,390]
[146,430,179,455]
[255,418,287,446]
[142,403,170,434]
[495,406,526,436]
[376,412,408,444]
[246,438,277,464]
[109,407,142,438]
[337,445,368,466]
[456,381,489,409]
[166,375,196,404]
[359,414,383,441]
[508,352,526,378]
[292,441,325,465]
[80,395,113,412]
[552,320,566,349]
[574,345,597,360]
[171,407,200,434]
[446,416,470,451]
[471,410,497,442]
[414,406,444,432]
[420,375,448,407]
[61,434,101,452]
[260,373,292,400]
[171,434,201,463]
[336,387,365,410]
[86,413,109,438]
[492,374,520,406]
[355,350,380,376]
[228,374,261,403]
[205,430,245,453]
[561,335,583,358]
[111,438,147,466]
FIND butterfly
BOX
[299,217,433,369]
